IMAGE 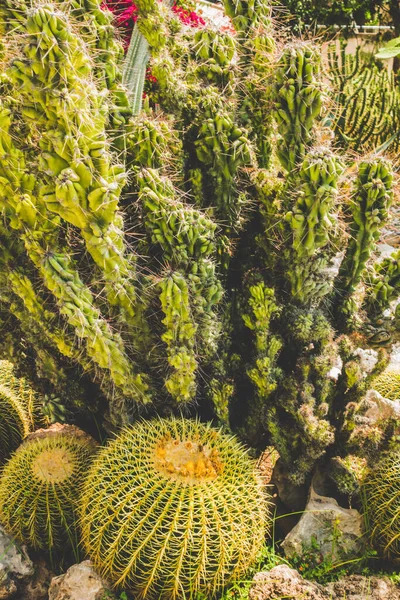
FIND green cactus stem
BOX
[336,158,394,324]
[285,147,343,303]
[273,43,323,173]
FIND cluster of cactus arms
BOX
[0,0,398,488]
[328,44,400,153]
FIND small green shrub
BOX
[0,424,97,552]
[81,418,270,599]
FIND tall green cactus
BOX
[274,43,323,173]
[335,158,393,325]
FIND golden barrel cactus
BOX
[363,449,400,560]
[373,369,400,401]
[0,361,36,463]
[0,424,97,551]
[81,418,270,599]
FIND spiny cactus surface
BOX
[373,370,400,401]
[81,418,269,599]
[0,424,97,551]
[0,360,36,463]
[328,45,400,153]
[363,449,400,559]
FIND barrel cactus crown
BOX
[0,360,36,463]
[362,449,400,560]
[0,424,97,551]
[373,369,400,401]
[81,418,269,599]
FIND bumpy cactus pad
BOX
[373,370,400,401]
[363,450,400,559]
[0,361,36,463]
[0,424,97,551]
[81,418,269,599]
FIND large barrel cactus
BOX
[373,369,400,401]
[81,418,269,598]
[0,424,97,551]
[362,450,400,559]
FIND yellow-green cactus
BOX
[362,449,400,559]
[0,361,36,463]
[373,369,400,401]
[0,424,97,552]
[81,418,269,599]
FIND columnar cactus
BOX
[335,158,393,325]
[274,43,323,172]
[328,44,400,153]
[81,418,269,599]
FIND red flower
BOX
[116,4,138,27]
[172,3,205,27]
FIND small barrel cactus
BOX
[373,369,400,401]
[0,424,97,552]
[362,449,400,559]
[81,418,269,599]
[0,360,36,462]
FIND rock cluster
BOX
[249,565,400,600]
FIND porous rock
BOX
[0,525,33,599]
[48,561,110,600]
[325,575,400,600]
[282,472,365,560]
[248,565,329,600]
[249,568,400,600]
[19,559,54,600]
[363,389,400,422]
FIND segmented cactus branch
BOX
[274,43,323,173]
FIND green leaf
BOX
[376,47,400,59]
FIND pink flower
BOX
[116,4,138,27]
